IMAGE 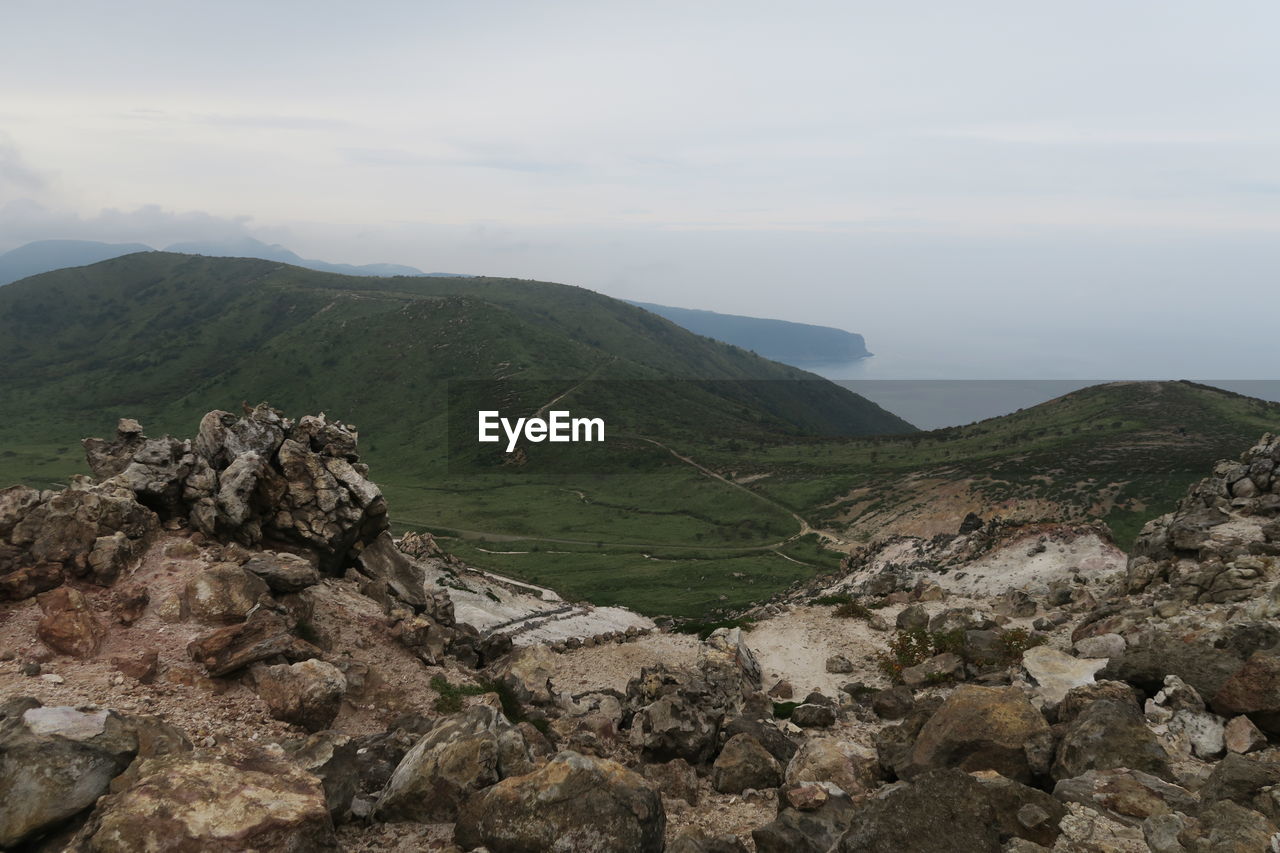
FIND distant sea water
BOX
[802,357,1280,430]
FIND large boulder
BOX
[242,552,320,593]
[493,642,558,705]
[0,698,188,849]
[184,563,269,624]
[374,705,532,822]
[454,750,665,853]
[711,733,781,793]
[753,786,860,853]
[785,738,882,797]
[627,664,725,764]
[1211,650,1280,733]
[1051,699,1174,782]
[901,685,1052,783]
[187,608,322,677]
[1053,768,1198,828]
[80,751,336,851]
[252,659,347,732]
[835,769,1065,852]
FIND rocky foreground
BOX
[2,409,1280,852]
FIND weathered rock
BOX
[1053,768,1198,827]
[185,563,269,623]
[1182,800,1279,853]
[253,659,346,732]
[286,731,359,822]
[36,586,105,658]
[1022,646,1107,709]
[698,627,762,705]
[641,757,699,805]
[836,769,1065,852]
[1168,708,1226,760]
[871,685,915,720]
[1198,752,1280,823]
[900,652,964,688]
[627,664,725,764]
[493,643,557,705]
[454,751,664,853]
[1074,632,1126,659]
[187,609,322,677]
[355,532,427,609]
[1057,680,1141,724]
[753,787,860,853]
[242,552,320,593]
[1052,699,1174,782]
[375,705,532,822]
[1224,714,1267,754]
[111,649,159,683]
[902,685,1052,783]
[896,604,929,631]
[768,679,793,699]
[785,738,881,796]
[721,717,798,766]
[825,654,854,674]
[81,751,336,851]
[712,733,781,793]
[1211,650,1280,732]
[668,827,749,853]
[790,703,837,728]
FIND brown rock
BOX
[252,659,347,732]
[712,733,782,793]
[1224,714,1268,754]
[784,783,830,811]
[36,587,105,658]
[903,685,1052,784]
[0,561,63,601]
[767,679,793,699]
[785,738,881,797]
[641,758,699,805]
[111,583,149,625]
[112,650,160,683]
[184,564,269,624]
[187,609,322,677]
[1212,651,1280,731]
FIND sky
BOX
[3,0,1279,378]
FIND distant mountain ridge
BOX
[0,238,469,285]
[627,300,872,368]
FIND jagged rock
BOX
[286,731,359,822]
[194,407,288,471]
[641,757,699,805]
[493,643,557,705]
[785,783,831,811]
[1199,752,1280,823]
[699,627,762,703]
[81,750,336,851]
[785,738,881,796]
[242,552,320,593]
[1055,801,1151,852]
[825,654,854,673]
[111,582,149,624]
[82,418,146,479]
[36,586,105,658]
[901,652,964,688]
[375,705,533,822]
[721,717,798,765]
[872,685,915,719]
[454,751,665,853]
[712,733,781,793]
[0,560,63,600]
[753,786,859,853]
[111,649,159,683]
[1052,699,1174,782]
[1211,650,1280,732]
[0,698,189,848]
[184,563,269,623]
[1224,714,1267,754]
[1182,800,1279,853]
[901,685,1052,783]
[1143,812,1196,853]
[627,664,726,764]
[252,659,346,732]
[928,606,995,634]
[790,703,837,729]
[1101,619,1278,699]
[187,608,322,677]
[836,769,1065,852]
[896,603,929,630]
[355,532,428,609]
[1168,708,1227,760]
[1058,680,1142,724]
[668,827,749,853]
[1053,768,1198,828]
[1022,646,1107,709]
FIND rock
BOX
[1168,708,1226,760]
[81,750,336,851]
[1021,646,1106,710]
[184,563,269,623]
[627,664,725,764]
[896,604,929,631]
[900,652,964,688]
[493,643,557,705]
[1058,680,1141,724]
[768,679,793,699]
[928,606,995,634]
[1075,633,1126,659]
[699,627,762,701]
[1052,699,1175,782]
[454,751,664,853]
[1053,768,1198,827]
[187,609,322,677]
[712,733,782,793]
[111,582,149,624]
[1224,715,1267,754]
[753,786,859,853]
[1143,812,1195,853]
[871,685,915,720]
[721,717,799,766]
[36,586,105,658]
[790,703,836,728]
[640,758,699,805]
[1198,752,1280,823]
[252,659,346,732]
[111,649,159,683]
[242,552,320,593]
[375,705,532,822]
[902,685,1052,784]
[286,731,359,822]
[785,783,831,811]
[1211,650,1280,732]
[1182,800,1279,853]
[354,532,427,609]
[836,769,1065,852]
[668,827,749,853]
[825,654,853,674]
[785,738,881,797]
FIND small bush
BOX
[429,675,489,713]
[812,593,853,606]
[833,601,872,620]
[773,701,800,719]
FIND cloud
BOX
[0,135,49,198]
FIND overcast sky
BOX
[3,1,1279,377]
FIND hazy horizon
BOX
[4,1,1279,378]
